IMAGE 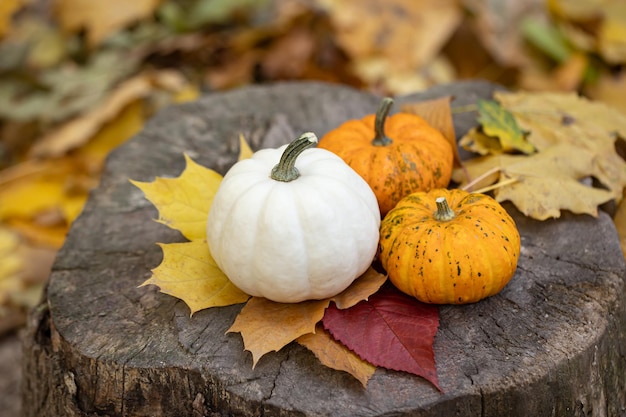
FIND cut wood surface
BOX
[22,81,626,417]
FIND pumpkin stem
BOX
[372,97,394,146]
[434,197,456,221]
[271,132,318,182]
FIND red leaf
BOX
[322,283,441,391]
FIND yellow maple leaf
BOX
[141,240,249,314]
[133,142,257,314]
[297,325,376,387]
[130,154,223,241]
[226,267,386,365]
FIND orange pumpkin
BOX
[378,188,520,304]
[318,97,454,215]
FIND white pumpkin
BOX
[207,132,380,303]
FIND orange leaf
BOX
[227,297,329,366]
[297,325,376,387]
[331,266,386,309]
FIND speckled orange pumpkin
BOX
[379,188,520,304]
[317,98,454,216]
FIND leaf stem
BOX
[372,97,394,146]
[470,177,519,195]
[461,166,501,192]
[271,132,318,182]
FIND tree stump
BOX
[22,81,626,417]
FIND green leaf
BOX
[520,17,572,63]
[477,99,535,154]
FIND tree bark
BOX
[22,81,626,417]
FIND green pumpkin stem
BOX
[372,97,394,146]
[271,132,318,182]
[434,197,456,221]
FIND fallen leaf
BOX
[494,90,626,199]
[0,48,139,124]
[458,127,502,156]
[73,99,145,171]
[0,227,23,305]
[0,158,82,224]
[5,219,67,248]
[238,133,254,160]
[227,267,385,365]
[352,55,457,94]
[457,144,615,220]
[476,99,535,154]
[228,296,329,366]
[598,0,626,64]
[463,0,546,67]
[585,70,626,116]
[319,0,461,72]
[548,0,604,21]
[330,266,387,309]
[141,240,250,314]
[401,96,462,167]
[130,154,223,241]
[30,75,152,158]
[260,25,315,80]
[553,52,588,91]
[519,15,572,64]
[323,283,441,391]
[0,0,23,39]
[54,0,162,47]
[0,97,147,233]
[297,325,376,387]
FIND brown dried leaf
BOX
[0,0,24,39]
[401,96,461,167]
[320,0,461,71]
[54,0,162,47]
[30,75,152,158]
[330,266,386,309]
[457,144,614,220]
[462,0,546,67]
[297,325,376,387]
[494,90,626,199]
[228,297,329,366]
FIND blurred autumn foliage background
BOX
[1,0,626,336]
